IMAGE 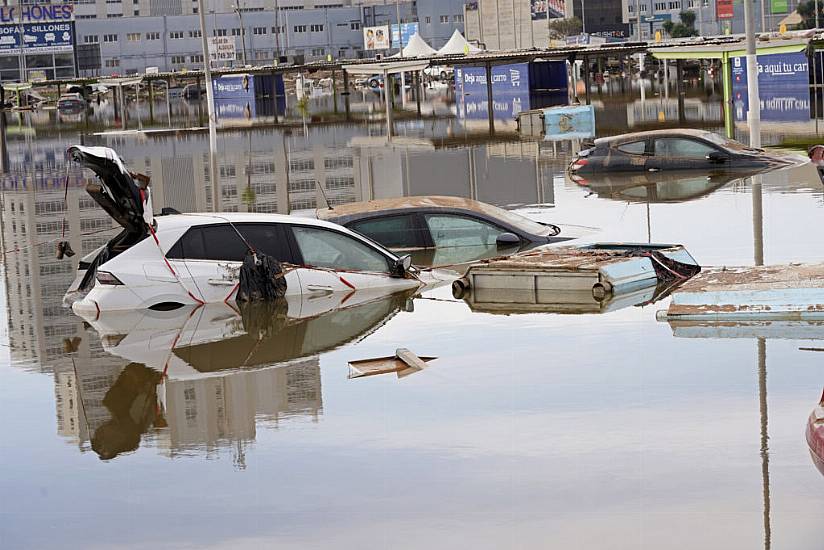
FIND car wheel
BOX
[369,78,379,88]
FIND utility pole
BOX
[818,0,821,30]
[17,10,26,82]
[744,0,761,148]
[396,0,406,108]
[273,0,281,62]
[581,0,586,35]
[233,3,248,66]
[197,0,219,211]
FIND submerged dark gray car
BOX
[568,129,799,174]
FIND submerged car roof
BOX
[594,129,719,146]
[317,196,503,220]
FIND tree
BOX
[798,1,821,29]
[663,10,699,38]
[548,17,583,39]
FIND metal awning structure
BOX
[341,59,430,76]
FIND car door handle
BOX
[306,285,334,296]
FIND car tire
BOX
[369,78,379,88]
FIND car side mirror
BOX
[392,254,412,277]
[706,152,728,163]
[496,232,520,246]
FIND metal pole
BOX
[234,5,248,66]
[396,0,406,108]
[17,13,26,81]
[581,0,586,35]
[485,62,495,134]
[818,0,821,30]
[197,0,219,211]
[274,0,281,61]
[744,0,761,148]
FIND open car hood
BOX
[67,145,153,233]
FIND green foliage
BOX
[798,1,821,29]
[548,17,583,39]
[664,10,699,38]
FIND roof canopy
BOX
[393,33,438,58]
[438,30,483,55]
[651,37,809,60]
[342,59,431,76]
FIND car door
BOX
[421,213,517,267]
[648,137,724,171]
[287,224,419,295]
[166,223,302,304]
[609,139,650,171]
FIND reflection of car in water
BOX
[315,196,584,268]
[807,390,824,477]
[81,289,415,459]
[64,146,420,314]
[567,170,751,204]
[56,92,87,113]
[182,83,205,99]
[568,129,801,175]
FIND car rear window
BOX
[616,141,646,155]
[167,223,292,263]
[349,215,419,248]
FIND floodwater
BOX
[2,79,824,549]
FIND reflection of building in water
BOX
[356,139,558,206]
[0,137,116,370]
[91,130,364,214]
[161,359,322,456]
[626,98,724,127]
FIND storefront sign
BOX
[0,21,74,53]
[771,0,788,13]
[716,0,734,19]
[208,36,235,64]
[0,4,74,23]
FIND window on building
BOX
[104,58,120,67]
[126,32,140,41]
[668,1,680,8]
[189,30,201,38]
[453,14,463,22]
[103,34,118,42]
[231,28,241,36]
[190,54,203,63]
[439,15,448,23]
[133,9,139,15]
[146,31,160,40]
[84,35,99,44]
[214,28,227,36]
[294,25,307,32]
[169,31,184,39]
[106,14,123,18]
[654,2,666,10]
[253,27,266,35]
[310,24,324,32]
[350,21,360,30]
[425,16,431,24]
[171,55,186,64]
[311,48,324,56]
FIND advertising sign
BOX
[456,63,531,121]
[531,0,566,20]
[731,51,809,88]
[0,21,74,54]
[212,74,254,100]
[208,36,236,64]
[771,0,788,13]
[363,25,389,50]
[717,0,734,19]
[390,22,419,47]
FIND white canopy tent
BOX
[392,33,438,58]
[437,30,483,55]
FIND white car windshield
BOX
[468,202,557,237]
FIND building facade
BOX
[0,1,466,80]
[621,0,796,39]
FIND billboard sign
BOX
[0,21,73,54]
[531,0,566,20]
[208,36,236,64]
[212,74,254,100]
[456,63,531,122]
[717,0,734,19]
[391,22,419,47]
[363,25,389,50]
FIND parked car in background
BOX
[64,146,421,313]
[423,65,454,80]
[568,129,800,175]
[316,196,584,267]
[56,92,87,113]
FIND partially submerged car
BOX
[316,196,582,267]
[64,146,421,314]
[568,129,799,174]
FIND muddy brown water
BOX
[2,84,824,549]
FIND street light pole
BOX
[274,0,281,62]
[581,0,586,35]
[196,0,219,211]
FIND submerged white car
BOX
[65,146,420,315]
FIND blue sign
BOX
[212,74,255,100]
[215,98,256,119]
[391,22,419,47]
[455,63,531,122]
[0,21,73,53]
[0,5,74,23]
[543,104,596,141]
[732,51,809,88]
